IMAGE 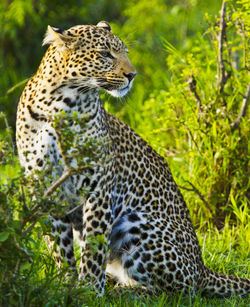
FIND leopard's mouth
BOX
[96,75,134,97]
[107,80,133,98]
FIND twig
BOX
[21,221,37,237]
[44,165,93,197]
[13,259,21,279]
[188,75,202,111]
[178,180,212,213]
[225,178,237,207]
[44,168,72,197]
[183,123,202,156]
[232,51,239,72]
[14,237,33,262]
[0,173,11,180]
[0,113,15,154]
[66,203,83,216]
[21,184,28,210]
[230,84,250,131]
[217,1,228,94]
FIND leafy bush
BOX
[127,0,249,227]
[0,110,105,305]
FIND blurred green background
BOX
[0,0,221,128]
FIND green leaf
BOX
[20,262,32,272]
[0,231,10,242]
[7,78,29,94]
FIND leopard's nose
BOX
[123,72,137,82]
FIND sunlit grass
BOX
[0,157,249,306]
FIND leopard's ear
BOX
[43,26,72,50]
[96,21,112,32]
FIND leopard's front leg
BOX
[79,192,112,295]
[45,215,78,279]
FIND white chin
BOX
[107,84,132,97]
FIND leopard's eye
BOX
[100,51,114,59]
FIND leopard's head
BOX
[43,21,136,97]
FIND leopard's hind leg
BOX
[109,211,204,294]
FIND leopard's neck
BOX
[20,44,107,135]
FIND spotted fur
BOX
[16,21,250,296]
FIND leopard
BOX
[16,21,250,297]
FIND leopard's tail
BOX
[200,266,250,297]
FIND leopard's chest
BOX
[16,120,59,170]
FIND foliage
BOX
[0,0,221,128]
[53,110,108,172]
[0,110,105,305]
[0,0,126,127]
[0,0,249,305]
[127,0,249,227]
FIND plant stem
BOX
[230,83,250,131]
[217,1,227,95]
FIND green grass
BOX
[0,163,249,306]
[2,232,249,307]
